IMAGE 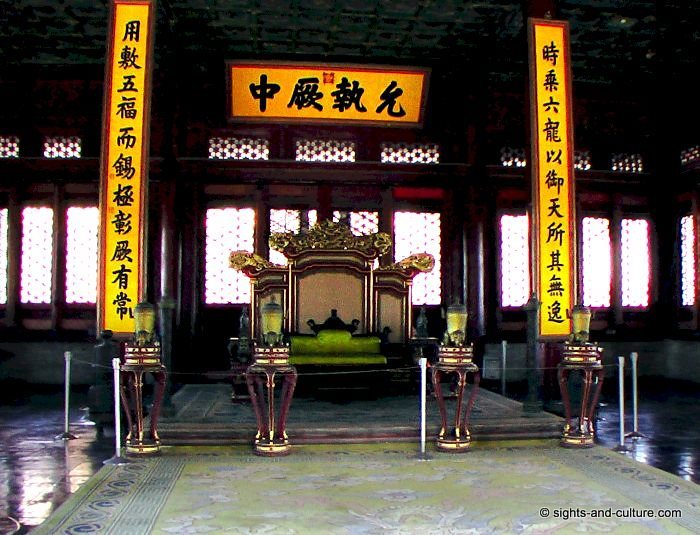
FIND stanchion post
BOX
[418,357,429,459]
[625,351,646,439]
[614,356,630,452]
[104,357,130,465]
[500,340,507,396]
[56,351,78,440]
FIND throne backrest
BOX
[230,220,434,343]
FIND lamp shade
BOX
[261,298,283,344]
[134,302,156,336]
[572,304,592,343]
[446,304,468,345]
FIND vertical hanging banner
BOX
[528,18,576,338]
[98,0,155,336]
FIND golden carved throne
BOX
[230,220,434,359]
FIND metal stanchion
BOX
[614,356,630,452]
[500,340,507,396]
[625,351,646,439]
[104,358,130,465]
[55,351,78,440]
[416,357,431,460]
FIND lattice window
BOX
[681,146,700,166]
[43,136,81,158]
[499,214,530,307]
[205,208,255,304]
[621,218,650,307]
[380,143,439,164]
[611,153,643,173]
[680,215,696,306]
[65,206,98,304]
[394,211,441,305]
[582,217,612,308]
[295,139,356,162]
[0,136,19,158]
[333,211,379,236]
[574,150,592,171]
[20,207,54,304]
[500,146,527,167]
[0,209,8,304]
[269,209,301,266]
[208,137,269,160]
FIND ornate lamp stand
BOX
[246,344,297,456]
[431,305,480,452]
[120,341,167,454]
[558,343,604,448]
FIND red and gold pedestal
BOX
[120,343,167,454]
[246,345,297,456]
[558,343,604,448]
[431,345,480,452]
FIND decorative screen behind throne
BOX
[230,220,433,342]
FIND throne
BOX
[230,220,433,384]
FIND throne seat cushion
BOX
[289,330,386,366]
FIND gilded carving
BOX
[269,220,391,258]
[380,253,435,278]
[229,251,276,276]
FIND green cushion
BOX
[291,330,381,354]
[289,354,387,366]
[289,330,384,366]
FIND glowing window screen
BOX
[65,207,98,303]
[582,217,612,308]
[333,211,379,236]
[499,214,530,307]
[21,207,54,304]
[205,208,255,304]
[0,209,7,304]
[394,211,441,305]
[621,218,650,307]
[0,136,19,158]
[43,136,81,158]
[208,137,269,160]
[269,209,301,266]
[295,139,356,162]
[681,215,696,306]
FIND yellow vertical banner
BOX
[98,0,155,336]
[528,19,576,338]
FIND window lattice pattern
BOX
[681,146,700,166]
[295,139,356,162]
[20,207,54,304]
[394,212,441,305]
[574,150,592,171]
[611,153,643,173]
[269,209,301,265]
[499,214,530,307]
[332,211,379,236]
[621,218,650,307]
[208,137,269,160]
[380,143,439,164]
[0,209,8,304]
[43,136,81,158]
[65,207,98,304]
[681,215,696,307]
[205,208,255,304]
[0,136,19,158]
[500,147,527,167]
[582,217,612,308]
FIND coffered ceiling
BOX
[1,0,698,94]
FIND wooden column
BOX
[4,189,21,328]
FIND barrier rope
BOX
[68,355,621,378]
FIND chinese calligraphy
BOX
[531,21,574,336]
[233,64,427,125]
[101,6,151,332]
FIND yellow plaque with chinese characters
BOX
[98,0,154,336]
[528,19,576,338]
[228,62,429,126]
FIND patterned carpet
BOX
[33,441,699,534]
